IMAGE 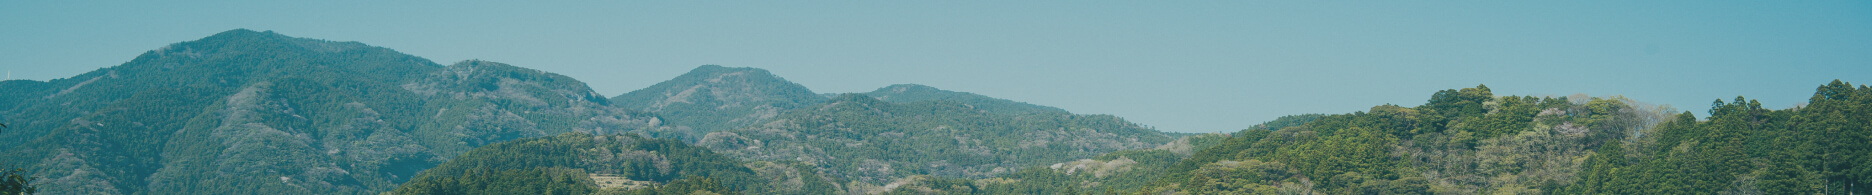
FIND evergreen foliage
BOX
[2,165,34,195]
[391,133,754,195]
[1561,80,1872,194]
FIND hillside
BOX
[694,92,1181,193]
[11,29,1861,195]
[0,30,668,194]
[970,82,1870,194]
[391,132,841,195]
[602,66,1187,193]
[0,30,1187,195]
[864,84,1068,116]
[609,65,827,135]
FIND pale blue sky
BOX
[4,1,1869,133]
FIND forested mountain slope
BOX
[850,83,1867,194]
[694,92,1181,193]
[392,132,839,195]
[601,66,1188,193]
[609,65,827,135]
[1557,80,1872,194]
[960,115,1311,194]
[1128,85,1677,194]
[864,84,1067,116]
[14,28,1851,195]
[1127,82,1871,194]
[0,29,669,194]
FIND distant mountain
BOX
[610,65,826,135]
[864,84,1068,116]
[600,66,1187,193]
[0,29,668,194]
[695,93,1180,193]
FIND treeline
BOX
[1134,84,1659,194]
[1563,80,1871,194]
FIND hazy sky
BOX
[4,1,1869,133]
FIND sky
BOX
[3,1,1869,133]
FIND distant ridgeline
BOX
[608,62,1184,193]
[4,29,1866,195]
[964,82,1872,194]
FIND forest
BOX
[892,81,1870,194]
[1,29,1866,195]
[381,81,1871,194]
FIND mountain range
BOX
[0,30,1180,194]
[3,29,1868,194]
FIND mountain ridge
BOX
[2,29,1186,194]
[0,29,666,194]
[865,84,1068,116]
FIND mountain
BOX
[391,67,1190,194]
[982,83,1869,194]
[864,84,1068,116]
[693,93,1181,193]
[390,132,840,195]
[847,83,1869,194]
[599,66,1190,193]
[401,92,1185,194]
[27,28,1856,195]
[0,29,668,194]
[610,65,826,135]
[1,29,1190,195]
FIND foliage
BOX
[1136,84,1680,194]
[610,65,828,134]
[392,167,596,195]
[2,165,34,195]
[594,176,736,195]
[392,133,764,194]
[865,84,1069,116]
[972,149,1188,194]
[1561,80,1872,194]
[702,93,1179,187]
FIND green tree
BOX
[1,165,33,195]
[0,123,33,195]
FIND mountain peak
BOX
[159,29,378,57]
[677,65,780,83]
[202,28,276,40]
[611,65,827,131]
[878,83,940,93]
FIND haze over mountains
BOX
[2,30,1868,194]
[0,30,1179,194]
